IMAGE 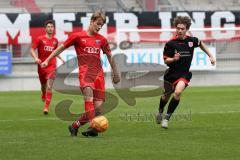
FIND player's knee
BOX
[173,91,182,99]
[162,94,171,101]
[84,96,93,101]
[46,86,52,91]
[83,87,94,101]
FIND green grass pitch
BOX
[0,86,240,160]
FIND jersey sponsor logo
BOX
[179,51,192,57]
[44,46,55,52]
[83,47,100,54]
[188,42,193,47]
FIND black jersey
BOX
[163,36,201,73]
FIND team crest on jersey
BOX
[53,41,57,45]
[95,40,101,45]
[43,41,46,44]
[81,39,86,43]
[188,42,193,47]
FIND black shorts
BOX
[163,69,192,95]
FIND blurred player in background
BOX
[41,11,120,137]
[30,20,65,115]
[156,16,216,128]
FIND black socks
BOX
[166,97,180,120]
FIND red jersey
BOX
[32,35,58,68]
[63,31,111,78]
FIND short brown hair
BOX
[91,11,106,24]
[173,16,191,30]
[44,20,55,27]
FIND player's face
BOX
[45,23,54,35]
[176,24,187,39]
[90,18,104,33]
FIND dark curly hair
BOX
[173,16,192,30]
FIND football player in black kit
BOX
[156,16,216,128]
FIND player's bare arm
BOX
[41,44,65,67]
[106,54,120,84]
[164,52,180,65]
[199,41,216,65]
[30,48,41,64]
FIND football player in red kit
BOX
[41,11,120,137]
[30,20,65,115]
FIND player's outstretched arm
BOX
[30,48,41,64]
[41,44,65,67]
[200,42,216,65]
[106,54,120,84]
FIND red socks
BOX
[84,101,95,120]
[44,91,52,110]
[41,91,46,101]
[72,101,95,129]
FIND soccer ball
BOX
[90,116,109,133]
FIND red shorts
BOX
[38,66,56,84]
[79,74,105,101]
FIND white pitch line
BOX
[193,110,240,114]
[0,117,58,122]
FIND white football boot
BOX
[161,119,168,129]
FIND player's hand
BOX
[34,58,42,65]
[173,53,180,61]
[112,73,120,84]
[209,56,216,65]
[41,60,48,68]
